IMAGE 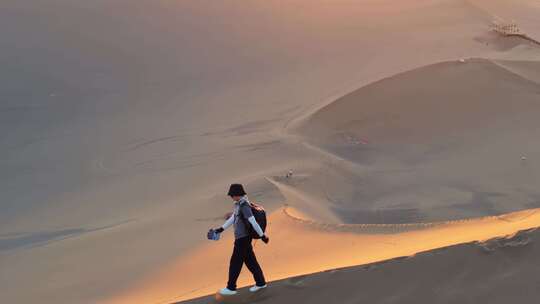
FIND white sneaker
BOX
[249,284,267,292]
[219,287,237,295]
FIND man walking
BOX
[208,184,269,295]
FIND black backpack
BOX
[240,202,267,239]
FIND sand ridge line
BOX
[281,58,482,136]
[279,58,487,135]
[268,174,540,233]
[507,33,540,46]
[281,205,540,233]
[285,56,540,137]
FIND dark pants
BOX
[227,236,266,290]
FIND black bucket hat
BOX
[228,183,247,197]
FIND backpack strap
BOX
[238,201,255,234]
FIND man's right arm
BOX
[216,214,234,233]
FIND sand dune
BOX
[103,200,540,304]
[103,177,540,304]
[90,30,540,304]
[3,0,540,303]
[293,58,540,222]
[120,54,540,304]
[296,58,540,144]
[184,227,540,304]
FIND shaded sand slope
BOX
[293,58,540,222]
[493,60,540,84]
[103,199,540,304]
[297,58,540,143]
[183,227,540,304]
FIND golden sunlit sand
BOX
[103,203,540,304]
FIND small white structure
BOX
[491,20,521,36]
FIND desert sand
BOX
[1,0,540,303]
[105,202,540,304]
[185,227,540,304]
